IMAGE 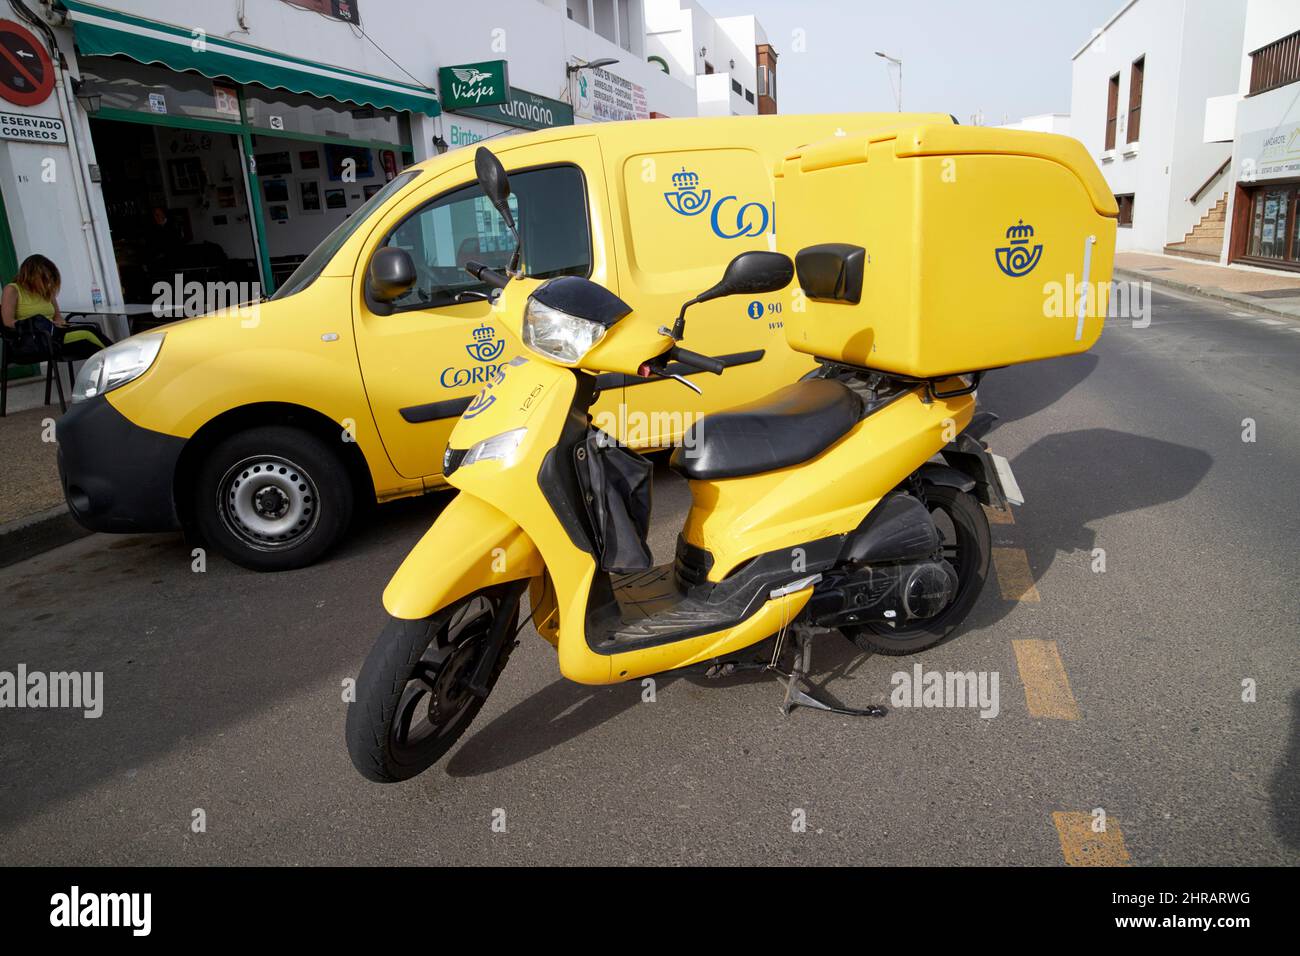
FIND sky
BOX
[701,0,1128,123]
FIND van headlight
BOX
[71,334,165,403]
[522,295,606,364]
[461,427,527,468]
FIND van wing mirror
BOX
[367,247,417,309]
[697,251,795,303]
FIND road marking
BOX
[992,547,1039,601]
[1231,311,1252,317]
[1012,639,1080,719]
[1257,318,1285,326]
[983,503,1014,526]
[1052,812,1131,866]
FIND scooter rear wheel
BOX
[346,586,519,783]
[843,486,991,656]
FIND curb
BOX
[1115,267,1300,321]
[0,505,91,570]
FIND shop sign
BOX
[0,109,65,143]
[572,65,648,122]
[444,114,514,151]
[438,60,509,110]
[281,1,359,24]
[1240,123,1300,182]
[454,87,573,131]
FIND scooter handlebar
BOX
[669,346,724,375]
[463,260,509,290]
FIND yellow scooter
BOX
[346,147,1036,783]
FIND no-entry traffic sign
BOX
[0,19,55,108]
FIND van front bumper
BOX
[57,395,185,533]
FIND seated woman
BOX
[1,254,110,361]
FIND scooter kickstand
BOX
[773,627,887,719]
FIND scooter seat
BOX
[669,378,862,480]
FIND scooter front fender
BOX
[383,492,544,621]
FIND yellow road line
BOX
[1052,811,1131,866]
[1012,640,1081,719]
[992,547,1040,602]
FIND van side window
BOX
[382,164,591,310]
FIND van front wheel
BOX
[195,425,354,572]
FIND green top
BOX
[8,283,55,321]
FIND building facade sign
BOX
[1238,123,1300,183]
[454,87,573,130]
[438,60,510,110]
[572,66,649,122]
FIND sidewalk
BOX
[0,381,87,568]
[1115,252,1300,319]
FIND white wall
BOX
[998,113,1071,135]
[644,1,760,116]
[1070,0,1244,252]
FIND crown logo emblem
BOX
[1005,219,1035,241]
[995,218,1043,278]
[663,166,711,217]
[465,323,506,363]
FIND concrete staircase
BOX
[1164,194,1227,262]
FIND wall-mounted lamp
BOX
[432,134,449,154]
[566,57,619,76]
[71,77,102,113]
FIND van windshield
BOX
[270,169,422,301]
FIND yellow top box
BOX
[775,124,1118,378]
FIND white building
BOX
[997,113,1071,136]
[0,0,765,316]
[1069,0,1245,257]
[643,0,775,116]
[1206,0,1300,271]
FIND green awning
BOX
[60,0,440,116]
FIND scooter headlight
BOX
[522,295,606,364]
[71,333,165,403]
[461,427,528,468]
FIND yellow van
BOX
[57,112,953,571]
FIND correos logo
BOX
[663,166,772,239]
[441,324,506,388]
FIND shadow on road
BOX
[1272,689,1299,851]
[979,352,1099,429]
[962,427,1212,634]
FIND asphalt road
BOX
[1,288,1296,866]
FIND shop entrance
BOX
[91,118,260,304]
[78,57,416,306]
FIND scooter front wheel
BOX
[346,586,520,783]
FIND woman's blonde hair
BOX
[15,254,61,301]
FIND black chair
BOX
[1,317,67,417]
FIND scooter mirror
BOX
[474,146,516,232]
[697,251,795,303]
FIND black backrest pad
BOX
[795,243,865,304]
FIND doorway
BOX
[91,118,261,304]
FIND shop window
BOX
[1127,56,1144,143]
[1104,73,1119,150]
[77,57,240,124]
[1116,193,1134,227]
[1246,185,1300,262]
[1248,30,1300,96]
[381,165,591,311]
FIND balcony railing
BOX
[1249,29,1300,96]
